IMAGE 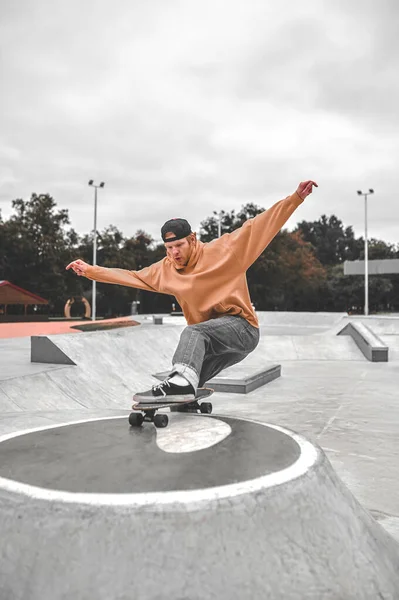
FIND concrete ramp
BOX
[257,312,399,362]
[5,311,397,413]
[349,316,399,335]
[34,320,366,365]
[356,316,399,362]
[0,319,370,414]
[329,315,399,362]
[1,326,184,412]
[256,312,369,360]
[384,336,399,361]
[250,333,366,362]
[338,322,389,362]
[0,416,398,599]
[257,311,347,329]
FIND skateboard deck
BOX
[132,386,213,409]
[129,387,214,428]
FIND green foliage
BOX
[295,214,363,265]
[368,239,399,260]
[294,215,399,311]
[247,231,326,310]
[1,194,398,317]
[0,195,166,317]
[322,265,393,313]
[0,194,79,313]
[199,203,263,242]
[199,204,399,313]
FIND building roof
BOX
[0,281,48,305]
[344,259,399,276]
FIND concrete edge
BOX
[154,365,282,394]
[208,365,281,393]
[337,322,389,362]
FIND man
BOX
[67,180,317,403]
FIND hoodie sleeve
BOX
[84,260,164,293]
[222,192,304,271]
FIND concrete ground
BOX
[0,312,398,544]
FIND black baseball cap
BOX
[161,218,192,242]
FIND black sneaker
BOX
[133,378,195,404]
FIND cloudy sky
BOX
[1,0,398,246]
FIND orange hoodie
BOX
[84,192,304,328]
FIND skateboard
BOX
[128,387,214,429]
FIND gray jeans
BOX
[171,315,260,390]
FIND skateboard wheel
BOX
[129,412,144,427]
[200,402,213,414]
[154,414,168,428]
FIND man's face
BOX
[164,233,195,266]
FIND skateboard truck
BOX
[128,389,214,429]
[128,410,169,429]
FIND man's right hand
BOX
[66,259,91,276]
[296,180,318,200]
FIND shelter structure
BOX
[344,259,399,276]
[0,281,48,322]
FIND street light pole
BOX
[216,211,224,238]
[357,188,374,316]
[88,180,105,321]
[213,210,223,238]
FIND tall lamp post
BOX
[88,180,105,321]
[357,188,374,316]
[213,210,223,238]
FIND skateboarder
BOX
[66,180,317,403]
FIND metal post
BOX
[364,194,368,316]
[357,189,374,317]
[88,180,105,321]
[92,186,98,321]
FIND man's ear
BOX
[190,232,197,243]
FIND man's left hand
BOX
[296,180,318,200]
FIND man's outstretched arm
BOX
[224,180,318,271]
[66,260,162,293]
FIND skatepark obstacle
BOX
[0,415,398,599]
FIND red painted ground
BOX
[0,316,138,339]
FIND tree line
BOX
[0,193,398,317]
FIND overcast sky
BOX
[1,0,398,246]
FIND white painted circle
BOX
[0,415,319,508]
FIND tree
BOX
[0,194,79,314]
[367,239,398,260]
[295,215,363,265]
[247,231,326,310]
[73,226,160,317]
[199,203,264,242]
[2,192,397,317]
[323,265,393,313]
[295,217,399,311]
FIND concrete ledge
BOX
[338,322,389,362]
[155,363,281,394]
[0,416,398,599]
[207,363,281,393]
